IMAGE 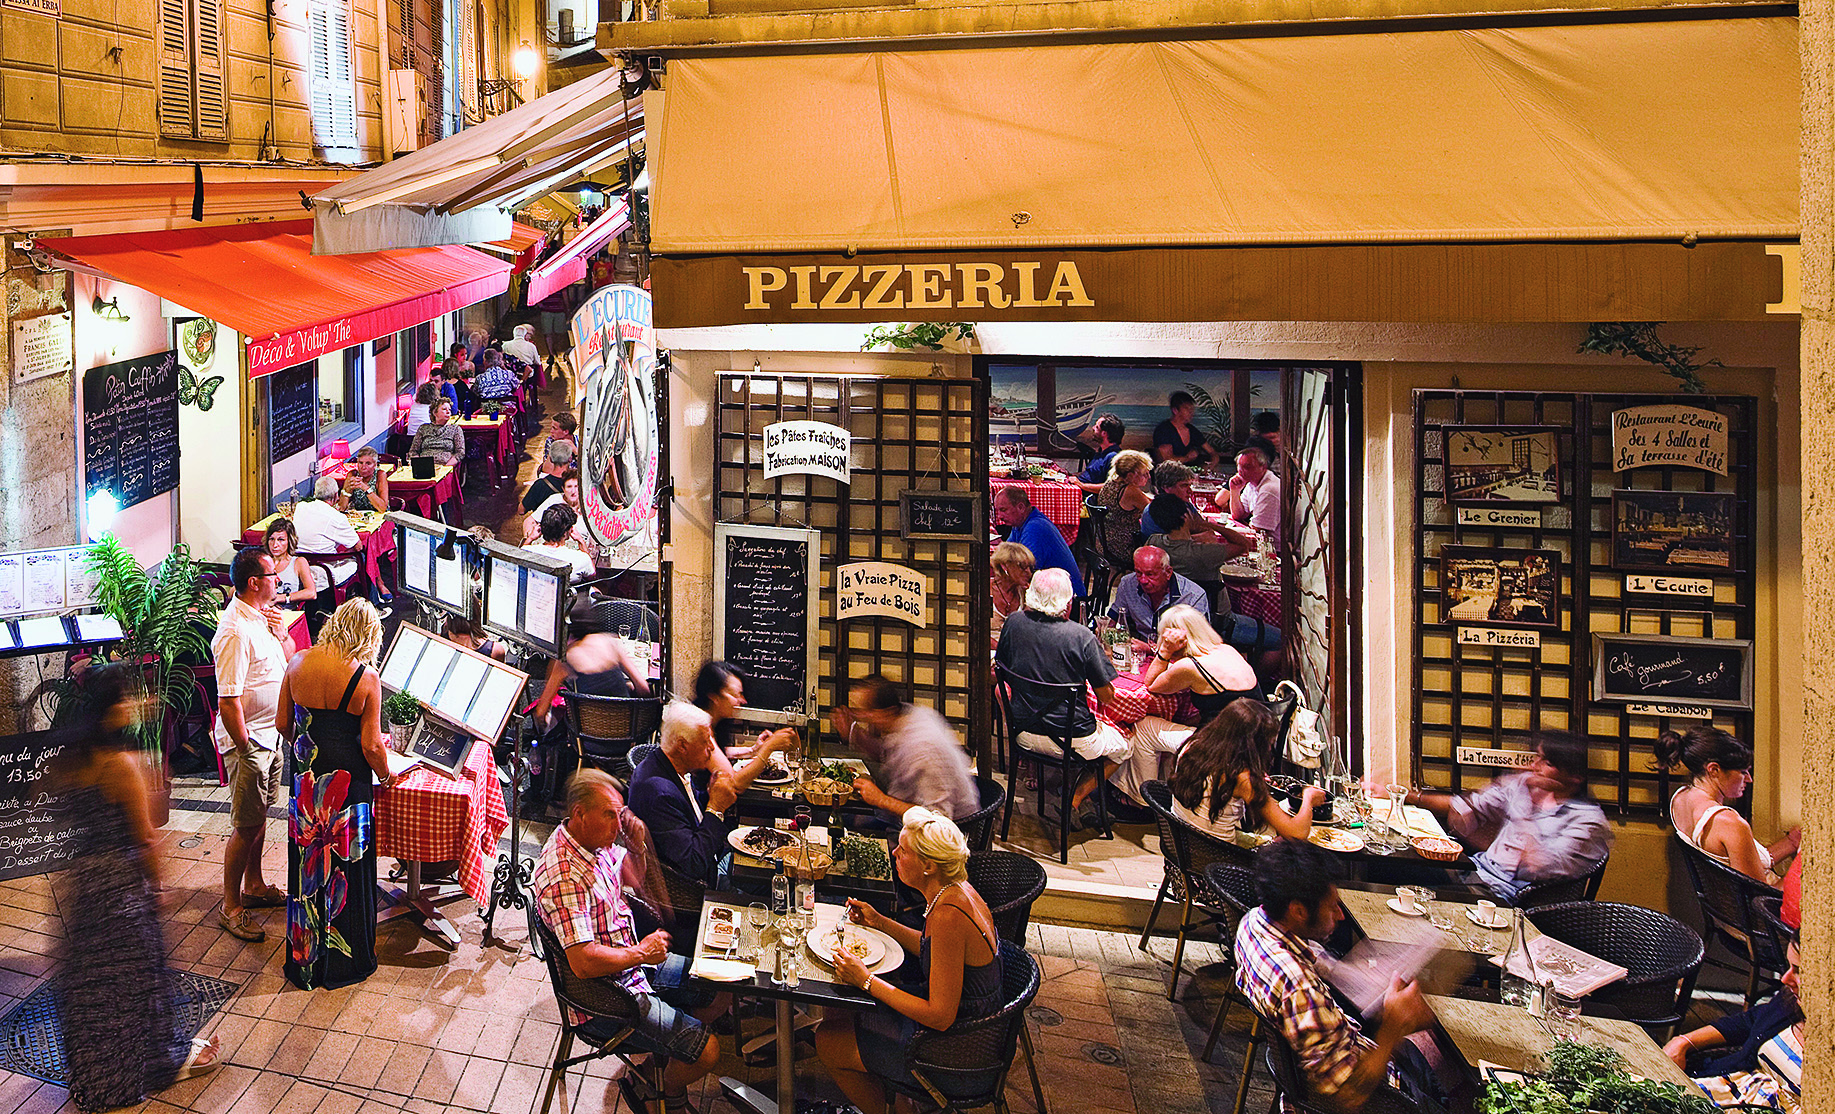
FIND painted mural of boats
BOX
[990,386,1115,441]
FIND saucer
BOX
[1386,898,1427,917]
[1465,907,1509,929]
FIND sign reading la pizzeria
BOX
[743,261,1095,312]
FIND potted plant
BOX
[79,537,217,827]
[383,692,423,754]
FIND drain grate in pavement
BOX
[0,970,240,1084]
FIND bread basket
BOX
[777,846,834,881]
[801,777,855,808]
[1410,835,1462,862]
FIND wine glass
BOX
[773,919,804,987]
[745,902,770,962]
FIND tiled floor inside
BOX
[0,784,1267,1114]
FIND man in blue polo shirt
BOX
[1108,545,1211,647]
[1074,414,1126,492]
[995,486,1085,598]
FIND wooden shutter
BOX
[158,0,194,138]
[308,3,358,147]
[193,0,227,140]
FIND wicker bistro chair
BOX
[1202,862,1269,1114]
[994,664,1113,863]
[564,692,663,777]
[1751,895,1798,967]
[1525,900,1705,1039]
[967,851,1048,946]
[1081,495,1116,615]
[1262,1025,1421,1114]
[623,742,661,785]
[958,776,1007,854]
[527,905,662,1114]
[591,597,660,642]
[1138,780,1254,1000]
[881,941,1048,1114]
[1673,835,1786,1006]
[1510,851,1610,909]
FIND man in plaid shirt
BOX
[1235,840,1438,1112]
[532,770,721,1108]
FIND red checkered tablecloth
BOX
[990,475,1083,544]
[1095,673,1181,727]
[375,741,509,905]
[1227,583,1282,627]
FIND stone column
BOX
[1799,0,1830,1106]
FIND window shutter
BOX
[331,5,357,145]
[308,4,358,148]
[158,0,194,138]
[193,0,227,140]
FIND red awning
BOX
[40,220,511,379]
[486,220,548,270]
[525,200,630,304]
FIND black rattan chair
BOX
[1751,894,1798,969]
[994,664,1113,862]
[958,775,1006,854]
[1201,862,1267,1114]
[967,850,1048,946]
[1511,851,1610,909]
[623,741,660,783]
[1138,780,1253,999]
[563,692,663,777]
[1525,900,1705,1039]
[528,904,660,1114]
[1674,835,1786,1006]
[882,941,1047,1114]
[591,597,660,642]
[1262,1026,1420,1114]
[1081,495,1115,614]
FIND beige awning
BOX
[311,68,642,255]
[647,17,1796,254]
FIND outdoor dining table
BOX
[1338,885,1521,952]
[1424,994,1694,1089]
[688,891,907,1111]
[989,473,1083,544]
[455,413,515,480]
[245,510,396,593]
[726,827,899,907]
[373,739,510,946]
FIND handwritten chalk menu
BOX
[714,523,819,722]
[268,361,317,461]
[82,350,179,509]
[1591,633,1753,710]
[0,729,80,882]
[899,490,982,541]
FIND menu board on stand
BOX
[82,350,179,509]
[713,523,819,725]
[268,361,317,462]
[0,729,80,881]
[478,539,572,657]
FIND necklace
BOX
[924,880,959,919]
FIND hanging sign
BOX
[569,285,659,548]
[1626,702,1714,720]
[1455,507,1542,529]
[1457,627,1541,649]
[1455,746,1536,769]
[1623,573,1714,601]
[762,420,851,482]
[11,313,71,384]
[1610,405,1729,474]
[837,562,928,626]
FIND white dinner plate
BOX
[728,825,796,858]
[805,924,892,969]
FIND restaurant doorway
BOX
[984,357,1363,760]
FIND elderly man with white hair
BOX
[627,701,794,885]
[288,475,360,592]
[994,567,1131,826]
[503,322,542,369]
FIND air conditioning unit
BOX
[386,69,425,156]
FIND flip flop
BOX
[174,1037,222,1082]
[240,887,288,908]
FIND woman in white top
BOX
[260,519,315,607]
[1168,698,1324,844]
[1658,725,1799,883]
[403,382,439,437]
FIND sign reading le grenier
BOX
[743,261,1095,312]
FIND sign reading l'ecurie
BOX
[1610,404,1729,474]
[743,261,1095,313]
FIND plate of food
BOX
[806,924,889,968]
[752,755,794,786]
[703,906,739,951]
[1308,828,1365,853]
[729,825,797,858]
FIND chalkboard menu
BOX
[269,361,317,461]
[1592,633,1753,710]
[406,720,477,779]
[82,350,179,509]
[0,729,80,882]
[714,524,819,721]
[899,490,983,541]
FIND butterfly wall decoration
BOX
[178,365,225,411]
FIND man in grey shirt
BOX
[830,673,977,821]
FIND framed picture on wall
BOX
[1610,489,1736,572]
[1441,425,1563,504]
[1437,545,1563,629]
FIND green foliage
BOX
[382,692,423,726]
[81,537,216,758]
[1579,323,1723,394]
[839,835,890,880]
[860,322,976,352]
[1481,1038,1728,1114]
[1184,382,1233,451]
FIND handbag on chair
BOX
[1270,681,1325,769]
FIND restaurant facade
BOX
[624,11,1800,915]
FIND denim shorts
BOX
[577,954,712,1063]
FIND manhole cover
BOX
[1026,1005,1063,1026]
[177,837,202,848]
[1083,1042,1124,1066]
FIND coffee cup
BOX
[1475,899,1499,926]
[1396,886,1419,914]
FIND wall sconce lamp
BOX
[513,40,540,80]
[91,294,130,322]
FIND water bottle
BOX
[771,864,790,919]
[1499,906,1542,1009]
[796,880,815,926]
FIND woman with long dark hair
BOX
[52,664,220,1108]
[1658,726,1799,882]
[1167,698,1323,844]
[691,660,798,761]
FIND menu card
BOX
[1492,936,1628,997]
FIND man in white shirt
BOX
[291,476,360,590]
[212,548,291,941]
[526,503,595,581]
[503,323,542,370]
[1225,439,1282,542]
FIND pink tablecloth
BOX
[385,465,462,517]
[243,515,395,590]
[990,475,1082,544]
[375,741,509,905]
[457,415,514,479]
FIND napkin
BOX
[689,957,755,982]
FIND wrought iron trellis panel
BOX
[714,372,990,762]
[1410,390,1758,818]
